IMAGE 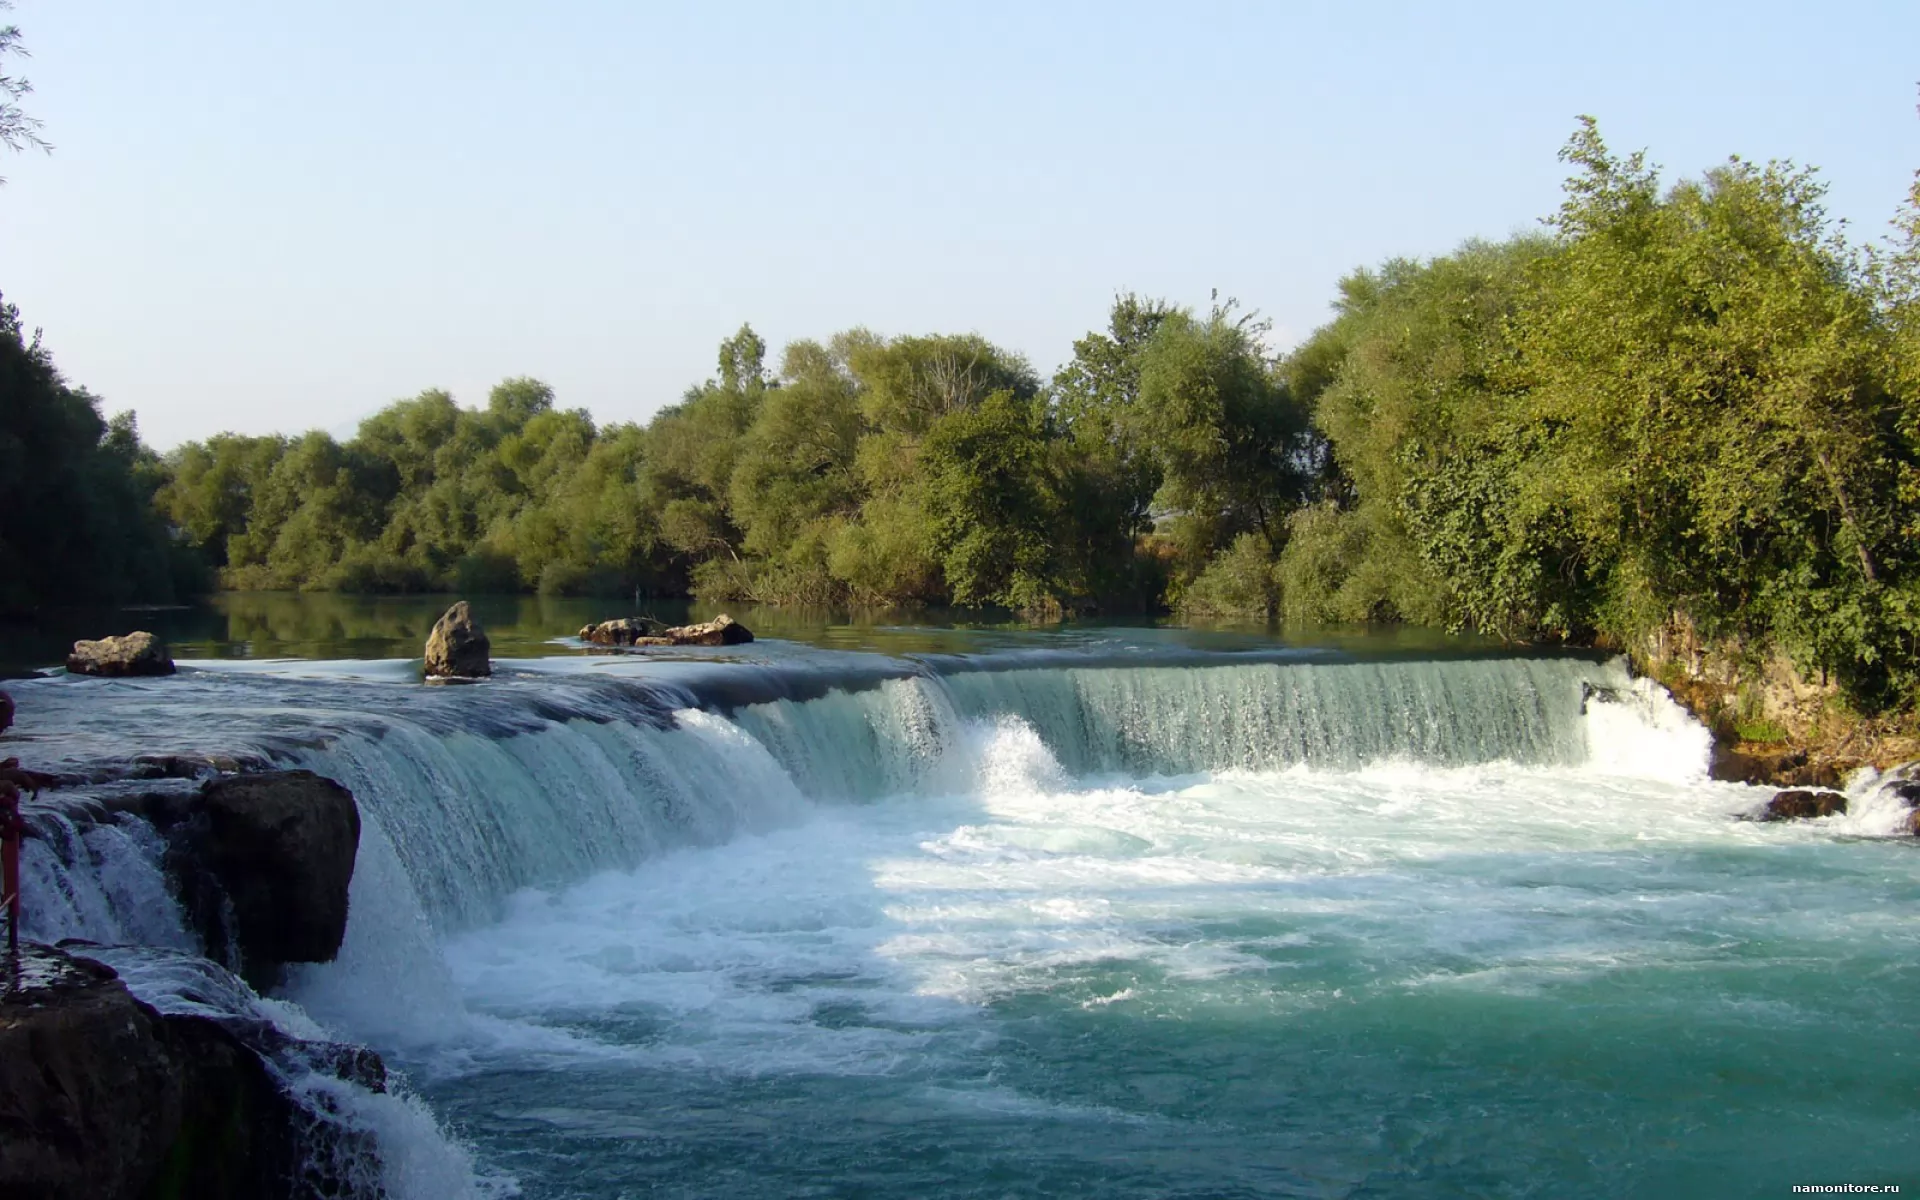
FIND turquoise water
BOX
[9,626,1918,1198]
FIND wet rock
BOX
[0,944,389,1197]
[0,689,11,734]
[579,616,670,646]
[295,1040,388,1094]
[580,613,754,649]
[0,758,58,795]
[424,599,491,679]
[1712,744,1804,785]
[664,613,754,646]
[181,771,360,982]
[0,944,302,1199]
[65,630,175,678]
[1871,775,1920,836]
[1711,743,1854,789]
[1759,789,1849,821]
[1878,778,1920,807]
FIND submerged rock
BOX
[1869,772,1920,836]
[179,770,361,982]
[1759,788,1849,821]
[65,631,175,678]
[424,600,490,679]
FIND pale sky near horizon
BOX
[3,1,1918,450]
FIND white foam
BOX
[1581,676,1713,781]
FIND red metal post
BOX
[0,783,19,956]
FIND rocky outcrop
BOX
[65,632,175,678]
[0,943,382,1199]
[1644,622,1920,788]
[168,771,360,985]
[1711,745,1853,789]
[0,689,12,735]
[1759,789,1849,821]
[580,613,754,648]
[424,600,490,679]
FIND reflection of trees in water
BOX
[1,593,1371,672]
[211,593,630,654]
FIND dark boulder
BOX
[0,947,176,1197]
[424,600,490,679]
[65,631,175,678]
[1878,778,1920,807]
[0,943,384,1199]
[0,689,12,734]
[180,771,360,983]
[1759,789,1849,822]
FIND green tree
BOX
[922,390,1059,607]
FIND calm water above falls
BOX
[10,618,1918,1199]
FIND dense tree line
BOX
[0,297,199,612]
[8,119,1920,710]
[149,308,1310,614]
[1279,120,1920,708]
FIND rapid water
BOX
[12,642,1919,1197]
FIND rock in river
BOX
[579,616,666,646]
[65,631,175,677]
[666,613,754,645]
[424,599,491,678]
[1759,788,1849,821]
[178,770,361,982]
[580,613,754,648]
[0,943,384,1198]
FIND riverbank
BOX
[1638,627,1920,788]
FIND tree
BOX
[922,390,1058,607]
[0,297,188,607]
[1134,303,1315,578]
[0,1,49,182]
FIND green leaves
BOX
[1281,119,1920,710]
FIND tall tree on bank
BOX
[0,299,194,609]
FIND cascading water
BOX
[11,643,1917,1198]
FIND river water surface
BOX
[9,600,1916,1197]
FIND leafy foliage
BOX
[1281,118,1920,709]
[0,299,199,609]
[10,111,1920,713]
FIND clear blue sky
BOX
[4,0,1918,449]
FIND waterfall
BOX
[6,648,1715,1197]
[19,652,1671,947]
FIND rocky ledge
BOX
[0,943,384,1199]
[31,768,363,990]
